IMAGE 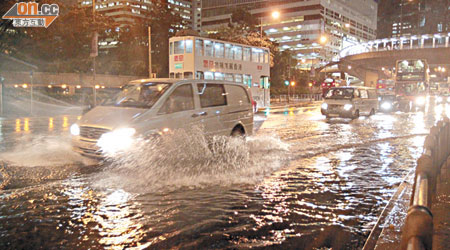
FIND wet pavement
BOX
[0,102,448,249]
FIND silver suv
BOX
[71,79,254,158]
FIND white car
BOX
[71,79,254,158]
[321,86,378,119]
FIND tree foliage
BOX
[0,0,184,77]
[209,8,303,93]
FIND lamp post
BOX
[91,0,98,106]
[259,10,280,107]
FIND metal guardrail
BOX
[400,117,450,250]
[271,94,322,103]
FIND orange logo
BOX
[2,2,59,28]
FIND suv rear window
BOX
[197,84,227,107]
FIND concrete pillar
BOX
[433,38,436,48]
[410,39,413,49]
[446,37,449,47]
[364,71,378,88]
[420,38,424,48]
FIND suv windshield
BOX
[103,82,171,108]
[325,88,354,99]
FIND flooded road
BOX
[0,103,448,249]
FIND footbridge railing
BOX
[340,33,450,58]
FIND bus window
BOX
[205,40,213,57]
[225,44,233,59]
[195,39,203,56]
[225,73,233,82]
[214,72,224,80]
[170,72,175,78]
[235,74,243,83]
[214,42,224,58]
[196,71,204,79]
[175,73,183,79]
[169,42,173,55]
[184,72,193,79]
[251,48,259,63]
[244,74,252,87]
[264,50,269,64]
[243,47,251,61]
[205,71,214,80]
[234,46,242,60]
[185,39,193,53]
[174,40,184,54]
[258,50,264,63]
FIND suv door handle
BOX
[192,111,207,118]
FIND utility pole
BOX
[30,70,33,115]
[0,76,4,116]
[91,0,98,106]
[148,26,152,78]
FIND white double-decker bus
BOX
[169,36,271,108]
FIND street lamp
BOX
[259,10,281,108]
[271,11,280,19]
[260,10,281,41]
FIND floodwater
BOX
[0,102,447,249]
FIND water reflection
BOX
[15,119,21,133]
[49,117,54,131]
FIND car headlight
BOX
[321,103,328,110]
[343,104,353,111]
[381,102,392,110]
[415,96,426,105]
[447,97,450,102]
[437,97,443,102]
[97,128,136,154]
[70,124,80,136]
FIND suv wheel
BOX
[231,127,245,137]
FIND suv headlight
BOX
[381,102,392,110]
[97,128,136,154]
[343,104,353,111]
[70,124,80,136]
[415,96,425,105]
[321,103,328,110]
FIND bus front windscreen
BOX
[396,60,426,81]
[396,82,427,96]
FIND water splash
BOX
[94,128,290,192]
[0,134,95,167]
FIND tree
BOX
[0,0,118,73]
[210,8,300,93]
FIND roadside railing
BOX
[400,117,450,250]
[271,94,322,103]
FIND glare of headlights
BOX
[437,97,443,102]
[70,124,80,136]
[97,128,136,154]
[447,97,450,102]
[415,97,426,105]
[381,102,392,110]
[343,104,353,111]
[321,103,328,110]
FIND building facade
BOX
[78,0,199,32]
[201,0,378,69]
[377,0,449,39]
